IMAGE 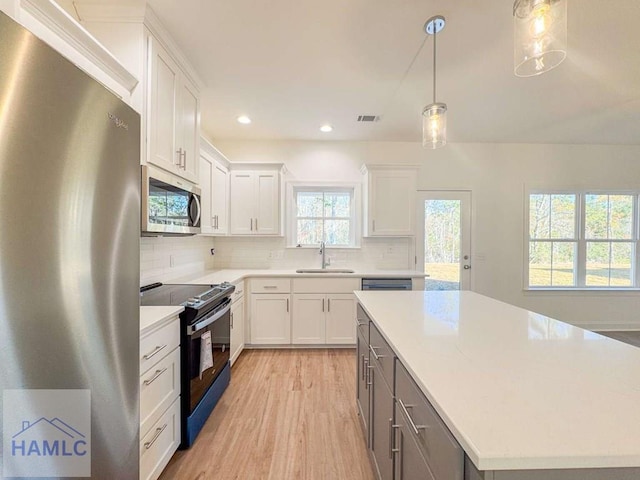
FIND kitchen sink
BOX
[295,269,355,274]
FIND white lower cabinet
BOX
[230,285,245,365]
[139,314,181,480]
[325,294,357,344]
[140,399,181,480]
[248,277,357,346]
[292,294,325,344]
[292,293,356,344]
[250,293,291,344]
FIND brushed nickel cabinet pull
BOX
[143,344,166,360]
[144,423,167,450]
[370,344,386,361]
[143,367,167,386]
[398,398,427,436]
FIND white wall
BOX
[214,139,640,331]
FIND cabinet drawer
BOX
[140,346,180,438]
[369,322,394,391]
[250,278,291,293]
[140,318,180,374]
[232,279,245,304]
[140,398,181,480]
[395,361,464,480]
[293,277,360,293]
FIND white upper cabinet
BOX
[148,35,199,183]
[199,139,229,235]
[362,165,418,236]
[229,165,283,236]
[177,77,199,182]
[148,37,179,174]
[74,5,202,183]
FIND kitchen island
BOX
[355,290,640,479]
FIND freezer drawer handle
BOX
[143,344,167,360]
[143,367,167,386]
[144,423,167,450]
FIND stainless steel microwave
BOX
[141,165,201,235]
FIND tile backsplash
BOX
[210,236,413,270]
[140,236,216,285]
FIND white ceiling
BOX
[84,1,640,144]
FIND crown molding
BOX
[21,0,138,92]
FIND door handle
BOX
[463,265,471,270]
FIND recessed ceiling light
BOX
[320,125,333,133]
[237,115,251,124]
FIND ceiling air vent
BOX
[357,115,380,122]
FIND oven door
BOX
[186,299,231,413]
[141,164,201,235]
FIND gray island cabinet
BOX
[354,291,640,480]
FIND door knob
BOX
[463,265,471,270]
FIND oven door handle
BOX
[189,302,231,335]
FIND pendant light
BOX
[513,0,567,77]
[422,16,447,149]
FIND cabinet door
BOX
[371,362,394,480]
[250,294,290,344]
[198,153,214,234]
[291,294,325,344]
[230,299,244,365]
[394,404,435,480]
[177,77,199,183]
[369,170,416,236]
[326,294,356,344]
[229,172,255,234]
[356,329,370,446]
[254,171,279,234]
[211,161,229,234]
[147,36,179,174]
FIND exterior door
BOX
[416,192,471,290]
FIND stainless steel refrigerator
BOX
[0,12,140,480]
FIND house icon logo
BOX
[11,417,88,458]
[3,389,91,478]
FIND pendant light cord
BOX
[379,35,429,119]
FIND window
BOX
[289,185,358,247]
[527,191,639,288]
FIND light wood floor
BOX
[160,349,375,480]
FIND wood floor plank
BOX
[159,349,375,480]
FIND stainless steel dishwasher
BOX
[361,278,413,290]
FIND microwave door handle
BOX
[189,194,201,227]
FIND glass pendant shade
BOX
[422,103,447,149]
[513,0,567,77]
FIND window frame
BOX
[524,188,640,290]
[286,181,361,248]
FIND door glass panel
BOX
[424,200,461,290]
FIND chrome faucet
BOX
[319,241,327,269]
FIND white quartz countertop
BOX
[172,268,426,285]
[354,290,640,471]
[140,306,184,336]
